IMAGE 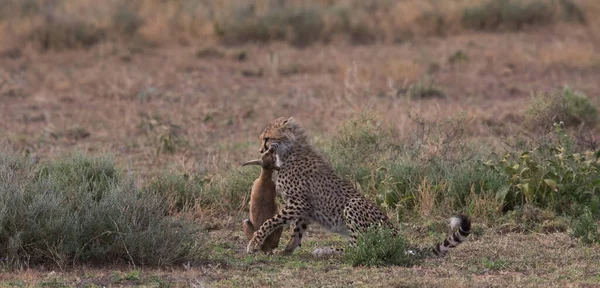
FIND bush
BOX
[320,111,392,185]
[321,109,600,226]
[28,17,105,51]
[372,154,506,219]
[562,87,598,127]
[318,111,506,218]
[209,166,259,212]
[344,223,417,267]
[402,80,446,100]
[559,0,586,23]
[145,172,209,212]
[215,6,324,48]
[36,153,117,202]
[497,204,568,233]
[112,4,144,38]
[0,151,204,270]
[483,126,600,218]
[2,0,588,49]
[570,208,600,244]
[462,0,558,31]
[526,87,598,132]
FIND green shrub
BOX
[526,86,598,131]
[373,160,423,210]
[320,111,392,185]
[483,127,600,218]
[559,0,586,23]
[145,172,208,212]
[327,109,599,223]
[497,204,566,233]
[0,151,204,270]
[570,208,600,244]
[28,18,105,51]
[210,166,259,211]
[462,0,558,31]
[112,4,144,37]
[36,153,117,202]
[321,111,505,218]
[0,0,39,20]
[344,223,417,267]
[195,47,225,59]
[372,154,506,218]
[401,79,446,100]
[562,86,598,127]
[215,6,324,48]
[449,50,469,64]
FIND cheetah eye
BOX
[264,137,270,142]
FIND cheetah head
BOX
[258,117,306,153]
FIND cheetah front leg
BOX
[246,205,299,254]
[281,218,309,255]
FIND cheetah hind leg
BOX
[313,197,392,258]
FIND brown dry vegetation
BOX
[1,0,600,287]
[2,27,599,178]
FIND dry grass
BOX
[416,177,442,217]
[0,1,600,286]
[1,24,599,181]
[468,185,504,223]
[0,215,599,287]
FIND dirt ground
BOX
[2,24,599,176]
[1,22,600,287]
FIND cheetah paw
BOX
[246,240,261,254]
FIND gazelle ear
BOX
[283,117,295,126]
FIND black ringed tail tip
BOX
[455,214,472,233]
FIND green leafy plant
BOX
[484,124,600,217]
[401,79,446,100]
[0,151,205,271]
[344,223,417,267]
[526,86,598,131]
[570,208,600,244]
[482,257,508,271]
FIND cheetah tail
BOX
[413,215,471,258]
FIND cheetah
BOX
[240,145,283,253]
[246,117,471,258]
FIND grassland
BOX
[1,0,600,287]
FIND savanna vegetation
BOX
[0,0,599,287]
